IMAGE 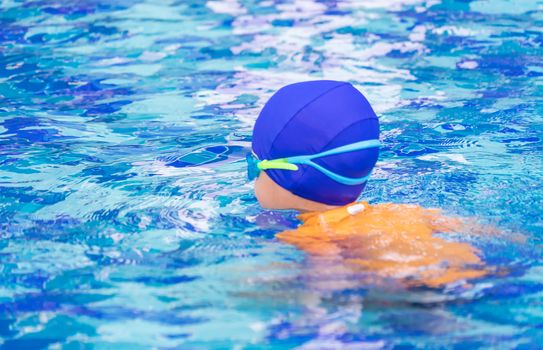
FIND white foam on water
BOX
[94,57,132,66]
[207,0,247,16]
[339,0,439,11]
[419,153,470,164]
[458,60,479,69]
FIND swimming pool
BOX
[1,0,542,348]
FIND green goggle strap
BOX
[258,159,299,171]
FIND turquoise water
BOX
[1,0,542,348]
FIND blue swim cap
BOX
[252,80,380,206]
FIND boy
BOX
[247,80,487,287]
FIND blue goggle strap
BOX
[285,139,380,185]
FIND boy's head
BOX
[251,80,380,211]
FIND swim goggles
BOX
[246,139,380,185]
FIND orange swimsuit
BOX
[276,202,488,287]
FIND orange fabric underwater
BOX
[276,202,488,287]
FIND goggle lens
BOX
[246,153,261,181]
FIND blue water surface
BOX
[1,0,542,348]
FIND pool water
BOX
[1,0,542,348]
